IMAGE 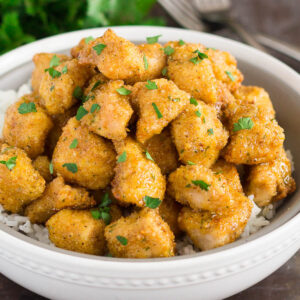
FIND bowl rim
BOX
[0,25,299,264]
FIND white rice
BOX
[0,83,292,255]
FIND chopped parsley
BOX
[195,110,202,118]
[91,193,112,224]
[179,39,185,46]
[45,68,61,79]
[61,65,68,74]
[190,97,198,106]
[93,43,106,55]
[146,34,162,44]
[117,151,127,163]
[161,67,168,76]
[187,161,196,165]
[73,86,83,100]
[50,85,55,92]
[207,128,214,135]
[189,50,208,64]
[84,36,94,44]
[143,54,148,70]
[116,235,128,246]
[116,87,132,95]
[49,55,60,67]
[192,180,210,191]
[145,80,158,90]
[90,103,100,113]
[143,195,161,209]
[91,80,102,91]
[233,117,254,132]
[225,70,235,82]
[18,102,37,114]
[100,192,112,207]
[62,163,78,173]
[152,103,163,119]
[0,156,17,171]
[164,46,174,56]
[82,94,95,103]
[49,161,54,174]
[145,151,154,161]
[69,139,78,149]
[76,106,88,121]
[44,55,61,78]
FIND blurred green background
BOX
[0,0,165,54]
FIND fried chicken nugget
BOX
[52,117,116,190]
[111,137,166,207]
[246,148,296,207]
[39,58,94,115]
[144,127,179,174]
[131,78,190,143]
[3,94,53,158]
[25,176,96,224]
[171,100,228,167]
[81,80,133,140]
[105,208,175,258]
[32,156,52,182]
[46,209,106,255]
[78,29,144,81]
[0,144,45,213]
[32,53,70,93]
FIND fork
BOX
[159,0,300,62]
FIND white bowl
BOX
[0,26,299,300]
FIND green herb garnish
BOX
[93,43,106,55]
[161,67,167,76]
[152,102,163,119]
[164,45,174,56]
[195,110,201,118]
[49,161,53,174]
[233,117,254,132]
[91,80,102,91]
[18,102,37,114]
[145,80,158,90]
[61,65,68,74]
[207,128,214,135]
[190,97,198,106]
[62,163,78,173]
[189,50,208,64]
[143,54,148,70]
[187,161,196,165]
[143,195,161,209]
[117,151,127,163]
[116,87,132,95]
[225,70,235,82]
[116,235,128,245]
[90,103,100,113]
[84,36,94,44]
[145,151,154,161]
[69,139,78,149]
[179,39,185,45]
[75,106,88,121]
[73,86,83,100]
[146,35,162,44]
[0,156,17,171]
[192,180,210,191]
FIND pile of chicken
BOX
[0,29,296,258]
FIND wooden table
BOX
[1,0,299,299]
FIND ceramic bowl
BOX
[0,26,299,300]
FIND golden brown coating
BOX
[52,117,116,190]
[171,100,228,167]
[131,78,190,143]
[25,176,96,224]
[46,209,106,255]
[70,37,86,58]
[0,144,45,213]
[205,48,243,92]
[168,164,234,212]
[112,137,166,207]
[211,159,243,193]
[166,41,219,104]
[246,149,296,207]
[144,127,179,174]
[178,193,253,250]
[32,53,70,93]
[78,29,144,81]
[39,58,94,115]
[81,80,133,140]
[83,73,108,95]
[159,194,182,236]
[105,208,175,258]
[3,94,54,158]
[128,43,167,83]
[32,156,52,182]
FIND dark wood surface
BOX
[1,0,299,299]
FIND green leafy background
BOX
[0,0,165,54]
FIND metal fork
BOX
[159,0,300,62]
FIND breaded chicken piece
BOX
[131,78,190,143]
[159,194,182,236]
[83,73,108,95]
[168,164,234,212]
[39,58,94,115]
[128,43,167,83]
[112,137,166,207]
[144,127,179,174]
[211,159,243,193]
[205,48,243,92]
[71,37,88,58]
[25,176,96,224]
[166,41,219,104]
[52,117,116,190]
[32,156,52,182]
[47,209,106,255]
[78,29,144,81]
[81,80,133,140]
[32,53,70,93]
[171,100,228,167]
[0,144,45,213]
[178,193,253,250]
[246,149,296,207]
[105,208,175,258]
[3,94,53,158]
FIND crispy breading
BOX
[171,100,228,167]
[3,94,53,158]
[105,208,175,258]
[0,144,45,213]
[52,117,116,190]
[112,137,166,207]
[25,176,96,224]
[32,156,52,182]
[131,78,190,143]
[47,209,106,255]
